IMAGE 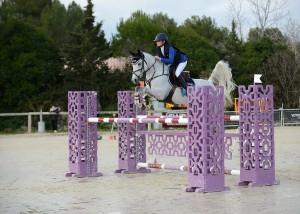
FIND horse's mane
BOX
[143,52,164,67]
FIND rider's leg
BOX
[175,61,188,91]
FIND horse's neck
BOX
[146,60,169,83]
[144,57,171,99]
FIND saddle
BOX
[168,65,195,87]
[162,66,195,103]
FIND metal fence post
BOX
[27,113,32,133]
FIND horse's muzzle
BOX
[132,78,139,85]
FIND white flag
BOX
[254,74,262,84]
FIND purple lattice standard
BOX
[66,91,102,177]
[115,91,149,174]
[238,85,279,186]
[186,86,228,193]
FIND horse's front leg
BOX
[140,87,154,109]
[134,86,153,109]
[134,86,144,109]
[142,87,166,101]
[141,86,153,97]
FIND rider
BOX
[154,33,188,93]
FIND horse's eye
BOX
[138,63,141,66]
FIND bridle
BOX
[131,56,156,80]
[131,54,168,88]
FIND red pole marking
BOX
[224,169,231,175]
[143,163,235,175]
[171,118,179,124]
[158,118,165,123]
[183,166,189,171]
[132,118,139,123]
[148,163,161,169]
[224,115,230,121]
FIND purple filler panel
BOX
[224,133,239,160]
[238,85,279,186]
[66,91,101,177]
[143,131,188,157]
[186,86,228,193]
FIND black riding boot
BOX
[178,74,187,91]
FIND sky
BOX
[60,0,300,41]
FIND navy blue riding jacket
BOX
[157,44,188,67]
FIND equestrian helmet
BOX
[153,33,168,42]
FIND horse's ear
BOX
[137,49,144,58]
[128,50,136,56]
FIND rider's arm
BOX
[160,46,175,65]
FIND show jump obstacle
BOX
[66,85,279,193]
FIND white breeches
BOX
[175,61,187,77]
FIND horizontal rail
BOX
[138,115,239,121]
[137,162,240,175]
[88,115,239,124]
[88,117,188,124]
[0,111,118,117]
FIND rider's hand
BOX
[155,56,161,61]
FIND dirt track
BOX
[0,127,299,214]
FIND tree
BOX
[40,0,67,47]
[226,0,246,42]
[0,19,62,113]
[248,27,287,43]
[225,20,243,61]
[0,0,52,25]
[238,36,279,85]
[284,16,300,58]
[175,26,221,78]
[224,20,243,98]
[176,16,226,78]
[62,0,110,107]
[262,50,300,108]
[65,1,84,35]
[247,0,288,38]
[111,10,177,56]
[181,15,226,46]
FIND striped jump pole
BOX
[138,115,240,121]
[137,162,240,175]
[87,115,239,124]
[224,169,240,176]
[88,117,188,124]
[137,162,188,171]
[137,115,188,118]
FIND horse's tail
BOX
[208,60,236,108]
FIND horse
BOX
[129,49,236,109]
